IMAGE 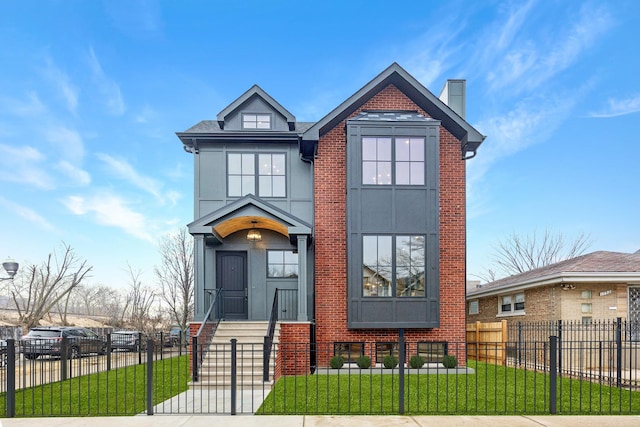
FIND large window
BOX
[228,153,286,197]
[242,113,271,129]
[363,235,425,297]
[267,250,298,278]
[362,137,424,185]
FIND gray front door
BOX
[217,251,248,319]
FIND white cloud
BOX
[43,57,79,114]
[0,91,46,117]
[589,95,640,118]
[57,160,91,186]
[63,193,154,242]
[44,125,85,163]
[0,144,53,189]
[87,47,126,116]
[0,196,56,231]
[97,153,174,204]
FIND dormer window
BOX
[242,113,271,129]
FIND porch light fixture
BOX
[1,258,19,281]
[247,221,262,242]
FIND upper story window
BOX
[499,293,525,315]
[228,153,286,197]
[242,113,271,129]
[363,235,425,297]
[267,250,298,278]
[362,137,425,185]
[469,299,479,315]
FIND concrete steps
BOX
[190,321,279,389]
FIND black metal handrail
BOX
[192,289,222,382]
[263,288,279,381]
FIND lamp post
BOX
[1,258,19,281]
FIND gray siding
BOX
[346,120,440,328]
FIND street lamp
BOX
[1,258,19,281]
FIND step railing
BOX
[192,288,223,382]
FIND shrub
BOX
[330,355,344,369]
[442,355,457,369]
[382,355,398,369]
[409,355,425,369]
[356,355,371,369]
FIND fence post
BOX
[147,340,154,415]
[263,336,270,382]
[398,328,405,415]
[517,321,523,366]
[192,335,198,382]
[557,320,562,376]
[106,333,112,371]
[616,317,622,388]
[6,339,15,417]
[231,338,237,415]
[61,337,68,381]
[549,335,557,414]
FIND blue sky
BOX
[1,0,639,289]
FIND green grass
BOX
[258,361,640,415]
[1,355,190,416]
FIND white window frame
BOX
[469,299,479,315]
[498,292,525,316]
[242,113,272,129]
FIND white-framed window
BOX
[499,293,525,315]
[469,300,479,315]
[581,290,592,299]
[242,113,271,129]
[228,153,286,197]
[362,136,425,186]
[581,303,592,313]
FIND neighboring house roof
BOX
[467,251,640,298]
[302,62,485,158]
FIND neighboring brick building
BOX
[467,251,640,327]
[178,63,485,368]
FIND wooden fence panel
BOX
[466,320,507,365]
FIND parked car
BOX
[110,331,145,352]
[21,327,107,360]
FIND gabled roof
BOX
[188,194,312,243]
[302,62,485,157]
[216,84,296,130]
[467,251,640,298]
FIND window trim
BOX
[469,299,479,315]
[361,136,425,186]
[334,342,364,363]
[241,112,272,130]
[227,152,287,198]
[267,250,299,278]
[498,292,525,316]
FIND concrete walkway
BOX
[1,415,640,427]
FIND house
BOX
[466,251,640,326]
[177,63,485,369]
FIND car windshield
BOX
[27,330,60,338]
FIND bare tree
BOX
[474,229,591,283]
[10,243,92,329]
[154,228,194,341]
[125,264,160,333]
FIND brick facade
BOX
[314,84,467,363]
[275,322,311,379]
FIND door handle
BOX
[245,288,248,299]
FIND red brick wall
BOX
[314,84,466,363]
[275,323,311,380]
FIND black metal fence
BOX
[1,324,639,417]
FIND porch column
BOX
[194,234,206,321]
[296,235,308,321]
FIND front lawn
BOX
[258,361,640,415]
[1,354,190,416]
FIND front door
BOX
[216,251,248,320]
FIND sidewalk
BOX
[1,415,639,427]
